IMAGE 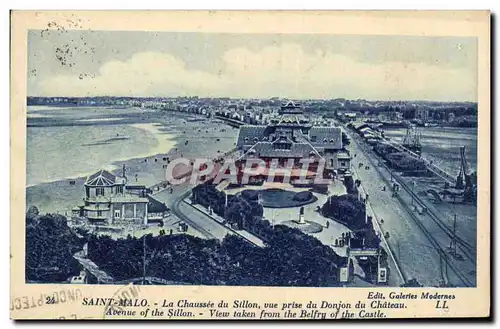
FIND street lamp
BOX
[411,181,416,206]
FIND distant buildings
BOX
[415,108,429,121]
[26,96,478,128]
[72,168,168,226]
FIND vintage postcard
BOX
[10,11,490,320]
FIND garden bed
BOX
[240,188,318,208]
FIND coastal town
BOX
[28,96,478,129]
[26,96,477,288]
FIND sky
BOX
[27,30,478,101]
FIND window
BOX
[114,210,121,218]
[340,161,346,167]
[97,210,103,217]
[96,187,105,196]
[116,185,123,194]
[276,143,291,150]
[311,136,317,142]
[330,159,335,167]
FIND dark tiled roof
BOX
[85,169,117,187]
[236,125,269,147]
[309,127,342,149]
[247,142,317,158]
[282,100,300,108]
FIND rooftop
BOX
[85,169,119,187]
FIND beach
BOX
[26,106,238,215]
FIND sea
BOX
[26,106,177,187]
[26,106,479,188]
[382,126,478,175]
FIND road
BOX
[345,127,476,287]
[349,166,406,287]
[154,185,234,240]
[150,147,265,247]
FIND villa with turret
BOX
[72,167,168,226]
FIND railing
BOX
[87,215,108,221]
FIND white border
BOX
[3,1,497,328]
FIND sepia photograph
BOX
[10,10,491,320]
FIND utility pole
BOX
[449,214,457,257]
[444,253,449,285]
[439,251,444,284]
[396,240,401,261]
[411,181,415,206]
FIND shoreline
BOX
[26,112,238,215]
[26,123,177,188]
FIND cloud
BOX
[35,43,476,101]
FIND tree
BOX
[341,132,350,146]
[322,194,366,230]
[88,222,344,286]
[26,213,83,282]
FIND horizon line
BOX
[26,96,478,104]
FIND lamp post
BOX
[390,160,394,182]
[411,181,416,206]
[142,234,146,285]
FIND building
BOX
[235,101,350,184]
[415,108,429,121]
[72,168,167,226]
